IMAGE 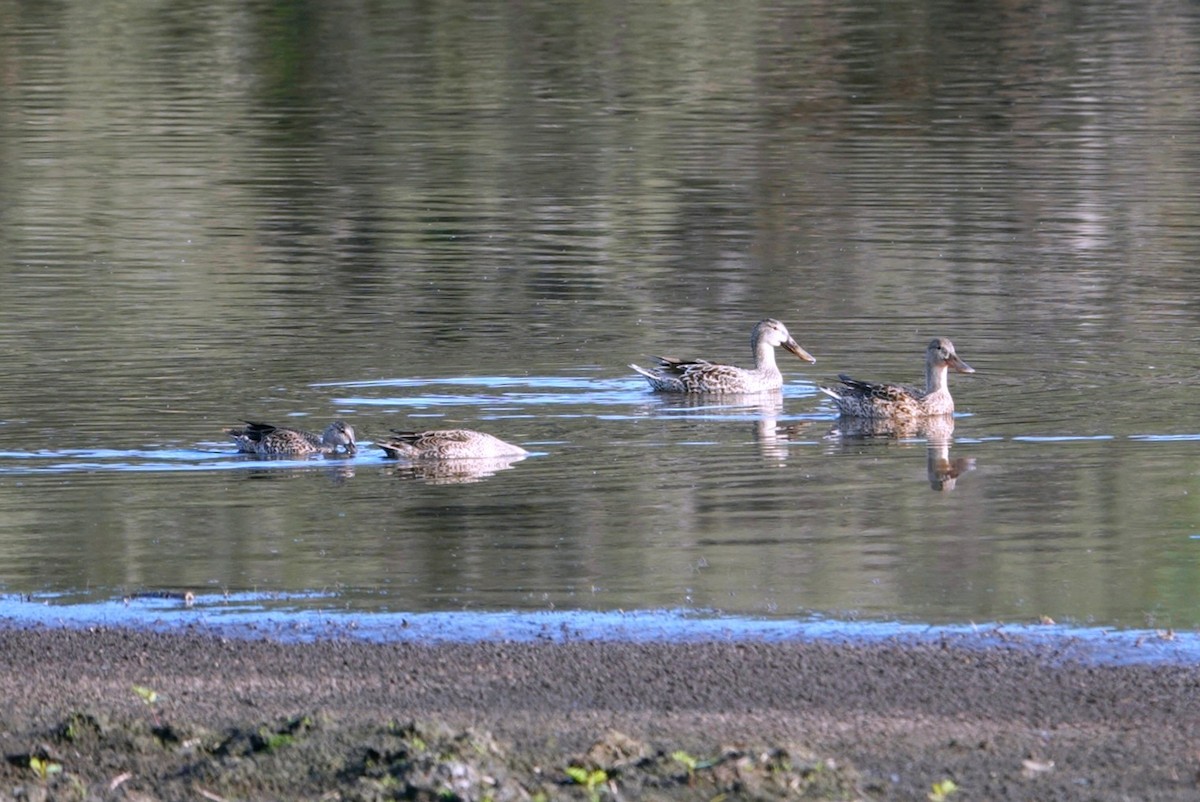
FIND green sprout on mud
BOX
[672,750,698,776]
[132,684,158,705]
[565,765,608,801]
[928,778,959,801]
[132,684,162,726]
[29,756,63,781]
[671,750,714,781]
[252,715,314,753]
[257,728,296,752]
[62,719,80,742]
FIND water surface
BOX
[2,0,1200,637]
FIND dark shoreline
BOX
[1,625,1198,800]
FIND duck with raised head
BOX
[630,318,816,393]
[819,337,974,420]
[375,429,527,460]
[225,420,357,456]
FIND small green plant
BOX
[258,728,295,752]
[132,684,162,726]
[29,755,62,781]
[565,765,608,801]
[132,684,158,705]
[671,749,716,781]
[253,715,314,753]
[672,750,698,775]
[928,778,959,801]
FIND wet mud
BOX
[0,626,1197,800]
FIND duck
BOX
[375,429,528,460]
[630,318,816,393]
[225,420,357,456]
[819,337,974,420]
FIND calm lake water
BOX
[2,0,1200,636]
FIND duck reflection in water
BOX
[381,457,525,485]
[921,415,976,491]
[926,439,976,491]
[748,394,821,465]
[827,414,976,492]
[642,390,812,465]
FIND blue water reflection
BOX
[2,594,1196,666]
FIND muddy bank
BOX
[0,625,1197,800]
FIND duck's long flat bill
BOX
[785,339,817,363]
[949,354,975,373]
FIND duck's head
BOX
[324,420,358,454]
[756,318,816,363]
[927,337,974,374]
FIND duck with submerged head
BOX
[630,318,816,393]
[225,420,357,456]
[819,337,974,420]
[375,429,528,460]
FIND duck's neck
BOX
[921,361,955,414]
[753,340,779,374]
[924,361,948,395]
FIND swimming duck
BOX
[375,429,528,460]
[819,337,974,420]
[225,420,357,456]
[630,318,816,393]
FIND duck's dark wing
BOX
[653,356,714,377]
[836,375,920,402]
